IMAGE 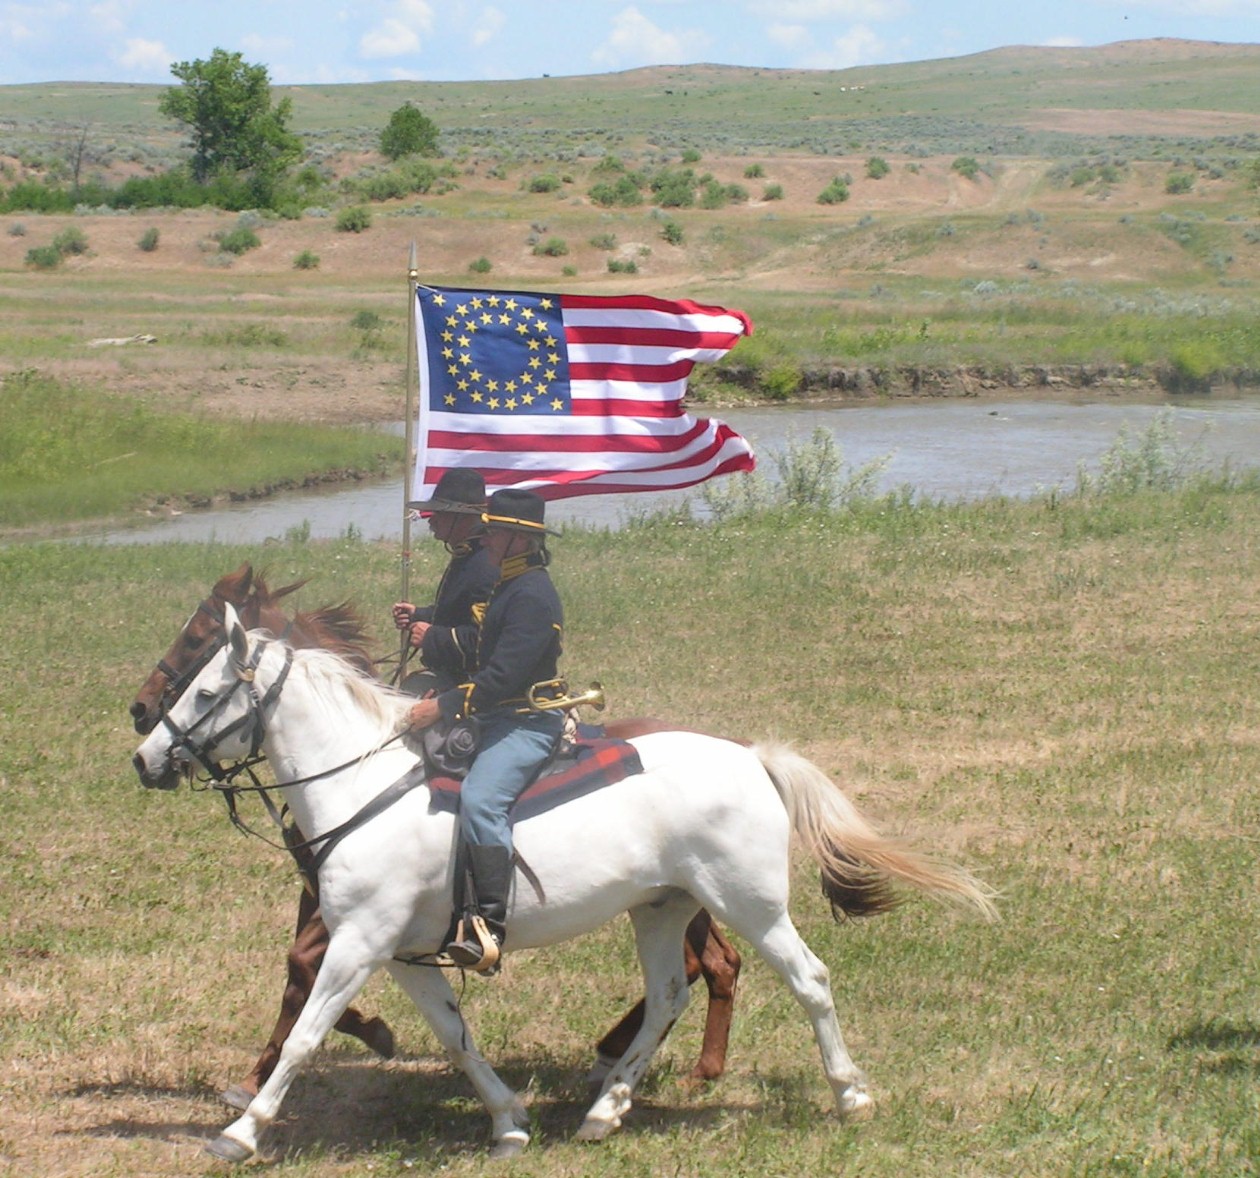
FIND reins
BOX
[166,633,422,879]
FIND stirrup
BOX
[444,915,502,975]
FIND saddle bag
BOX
[420,715,481,778]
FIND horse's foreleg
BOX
[578,898,695,1143]
[685,911,741,1084]
[223,891,395,1111]
[207,937,381,1162]
[385,961,530,1158]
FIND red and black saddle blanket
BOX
[427,736,644,825]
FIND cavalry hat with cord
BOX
[411,467,488,515]
[481,488,561,536]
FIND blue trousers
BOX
[459,711,563,852]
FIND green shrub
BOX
[293,249,320,270]
[607,258,638,274]
[533,237,568,257]
[53,226,89,256]
[951,156,981,181]
[866,156,890,180]
[589,233,618,250]
[336,205,372,232]
[137,227,160,252]
[651,168,697,208]
[527,173,562,193]
[763,183,784,201]
[743,163,765,178]
[468,256,492,274]
[1165,172,1195,195]
[25,244,62,269]
[816,177,850,205]
[680,148,701,163]
[216,225,260,255]
[588,176,643,207]
[8,221,26,236]
[661,220,684,245]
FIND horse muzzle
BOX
[131,703,159,735]
[132,747,186,791]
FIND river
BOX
[83,393,1260,545]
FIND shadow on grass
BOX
[1166,1018,1260,1074]
[64,1050,753,1162]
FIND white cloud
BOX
[359,0,434,60]
[767,23,809,50]
[746,0,907,19]
[115,37,171,75]
[591,6,694,69]
[1100,0,1260,12]
[797,23,887,68]
[472,5,505,48]
[1043,36,1084,47]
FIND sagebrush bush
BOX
[137,227,160,252]
[335,206,372,232]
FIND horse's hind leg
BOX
[685,911,741,1083]
[386,961,531,1158]
[578,897,695,1142]
[589,909,740,1087]
[223,890,395,1110]
[741,913,872,1119]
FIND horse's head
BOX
[130,564,308,734]
[132,604,278,790]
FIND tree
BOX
[380,103,440,161]
[159,48,302,195]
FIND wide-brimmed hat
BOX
[411,468,487,515]
[482,488,560,536]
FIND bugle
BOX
[527,679,605,712]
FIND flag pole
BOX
[397,242,419,684]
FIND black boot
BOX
[445,844,513,974]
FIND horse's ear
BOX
[224,602,251,677]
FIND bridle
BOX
[158,633,293,784]
[152,596,235,718]
[159,631,419,878]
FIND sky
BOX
[1,0,1258,87]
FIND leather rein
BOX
[159,632,422,879]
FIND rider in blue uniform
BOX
[393,467,497,692]
[405,488,564,974]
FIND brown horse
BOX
[130,563,740,1109]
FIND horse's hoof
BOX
[575,1116,618,1142]
[489,1130,529,1159]
[220,1084,255,1112]
[839,1089,875,1121]
[362,1017,397,1060]
[205,1132,255,1162]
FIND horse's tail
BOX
[753,741,998,923]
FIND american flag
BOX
[408,284,756,503]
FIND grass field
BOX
[3,465,1260,1175]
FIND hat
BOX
[411,468,487,514]
[482,488,560,536]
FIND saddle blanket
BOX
[428,737,643,824]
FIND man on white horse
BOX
[392,467,497,694]
[404,488,565,975]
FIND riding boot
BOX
[444,843,512,975]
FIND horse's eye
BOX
[183,632,203,650]
[196,687,215,702]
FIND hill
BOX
[1,38,1259,425]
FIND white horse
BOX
[132,605,996,1161]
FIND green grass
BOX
[3,473,1260,1173]
[0,370,400,528]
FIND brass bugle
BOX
[527,679,605,712]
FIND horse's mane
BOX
[288,644,411,739]
[224,566,376,675]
